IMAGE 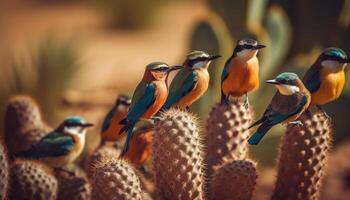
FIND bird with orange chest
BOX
[125,120,154,170]
[221,38,266,106]
[100,95,131,143]
[119,62,181,157]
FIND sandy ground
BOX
[0,0,208,92]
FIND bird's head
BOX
[115,94,131,110]
[234,38,265,59]
[317,48,349,72]
[184,50,221,69]
[266,72,303,96]
[58,116,93,136]
[146,62,181,81]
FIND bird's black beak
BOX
[168,65,182,72]
[82,123,94,128]
[253,44,266,50]
[266,79,279,85]
[208,55,221,61]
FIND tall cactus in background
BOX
[272,107,332,200]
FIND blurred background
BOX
[0,0,349,168]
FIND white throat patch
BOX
[276,84,300,96]
[321,60,345,71]
[193,61,211,69]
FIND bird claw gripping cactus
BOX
[272,106,332,200]
[0,139,9,200]
[204,100,253,179]
[91,158,143,200]
[153,108,205,200]
[209,159,257,200]
[10,159,58,200]
[4,95,50,154]
[54,169,92,200]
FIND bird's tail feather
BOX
[248,118,263,129]
[220,90,227,104]
[248,123,272,145]
[120,129,134,158]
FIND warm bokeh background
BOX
[1,0,349,167]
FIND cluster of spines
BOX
[204,100,253,179]
[0,139,9,200]
[91,158,143,200]
[153,108,205,200]
[272,107,332,200]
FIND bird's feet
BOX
[185,106,191,112]
[151,116,162,122]
[289,120,303,126]
[244,94,249,109]
[317,105,332,121]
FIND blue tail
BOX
[120,128,134,158]
[248,132,266,145]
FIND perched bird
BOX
[162,50,221,110]
[125,120,154,169]
[119,62,181,156]
[248,72,311,145]
[221,38,265,105]
[303,47,349,108]
[16,116,93,168]
[100,95,131,143]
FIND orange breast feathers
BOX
[174,68,209,107]
[311,70,345,105]
[125,130,154,167]
[101,108,128,141]
[142,80,168,119]
[222,57,260,97]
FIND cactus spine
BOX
[0,139,9,200]
[91,158,143,200]
[10,159,58,200]
[153,108,205,200]
[272,107,332,200]
[205,100,253,179]
[210,159,257,200]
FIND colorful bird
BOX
[221,38,265,105]
[162,50,221,110]
[125,120,154,169]
[119,62,181,156]
[303,47,349,109]
[248,72,311,145]
[15,116,93,167]
[100,95,131,143]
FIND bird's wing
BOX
[303,64,321,93]
[127,82,157,123]
[164,70,198,108]
[221,57,232,82]
[101,106,117,132]
[19,132,75,158]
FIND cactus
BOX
[210,159,257,200]
[0,139,9,200]
[91,158,143,200]
[85,144,121,178]
[4,95,49,154]
[204,100,253,179]
[10,159,58,200]
[272,107,332,200]
[55,169,92,200]
[153,108,205,200]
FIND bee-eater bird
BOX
[248,72,311,145]
[119,62,181,156]
[100,95,131,143]
[125,120,154,168]
[303,47,349,108]
[15,116,93,167]
[162,50,221,110]
[221,38,265,105]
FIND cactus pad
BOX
[0,139,9,200]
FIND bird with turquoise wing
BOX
[162,50,221,110]
[221,38,265,106]
[100,94,131,143]
[15,116,93,168]
[119,62,181,157]
[303,47,349,116]
[248,72,311,145]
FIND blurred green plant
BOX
[0,35,80,131]
[92,0,167,29]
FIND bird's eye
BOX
[156,67,168,71]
